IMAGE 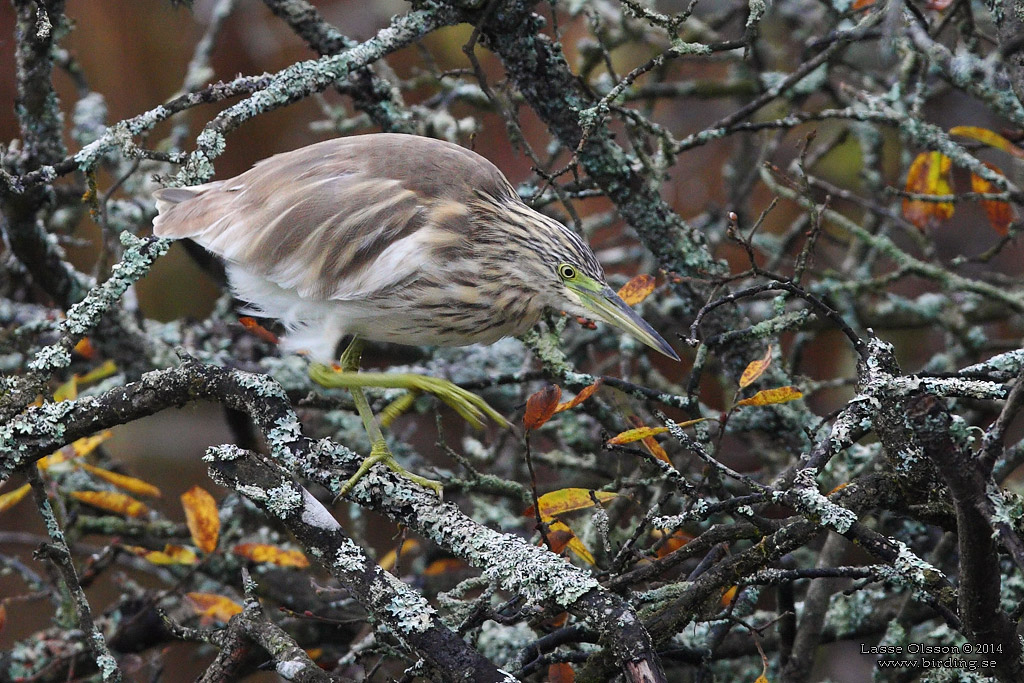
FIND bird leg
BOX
[313,337,445,497]
[309,346,509,430]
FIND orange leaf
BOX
[640,434,671,463]
[617,274,656,306]
[950,126,1024,159]
[524,384,562,430]
[424,558,467,576]
[125,544,199,565]
[238,317,279,344]
[970,162,1013,236]
[181,486,220,553]
[233,543,310,568]
[73,337,96,359]
[545,520,596,565]
[652,529,695,558]
[554,380,601,414]
[852,0,875,7]
[525,488,618,520]
[548,662,576,683]
[186,592,243,624]
[736,386,803,407]
[71,490,150,518]
[543,611,569,629]
[721,585,739,606]
[0,483,31,514]
[739,346,772,388]
[545,519,576,554]
[376,539,420,572]
[607,418,707,445]
[902,151,954,231]
[80,463,161,498]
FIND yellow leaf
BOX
[565,534,596,565]
[739,346,772,388]
[902,151,954,231]
[625,416,672,463]
[0,483,31,514]
[525,488,618,520]
[80,463,161,498]
[949,126,1024,159]
[617,274,657,306]
[524,384,562,430]
[970,162,1013,236]
[38,433,113,471]
[186,592,243,624]
[71,431,113,458]
[125,544,199,565]
[553,379,601,414]
[77,360,118,386]
[181,486,220,553]
[53,376,78,402]
[71,490,150,518]
[607,418,707,445]
[232,543,310,568]
[736,386,804,407]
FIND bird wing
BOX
[153,134,517,301]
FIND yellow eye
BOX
[557,264,577,280]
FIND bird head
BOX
[519,213,679,362]
[550,258,680,361]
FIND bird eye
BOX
[557,264,577,280]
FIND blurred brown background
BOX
[2,1,1021,680]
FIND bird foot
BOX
[309,364,509,430]
[339,440,444,498]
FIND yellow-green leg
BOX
[310,338,507,497]
[309,349,509,430]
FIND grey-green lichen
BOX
[776,468,857,534]
[377,572,436,634]
[880,539,943,589]
[333,536,366,573]
[476,621,538,668]
[235,370,288,400]
[27,232,168,375]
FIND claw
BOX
[338,439,443,498]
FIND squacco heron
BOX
[153,133,678,495]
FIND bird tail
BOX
[152,182,226,238]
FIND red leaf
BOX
[524,384,562,430]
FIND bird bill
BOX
[577,286,680,361]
